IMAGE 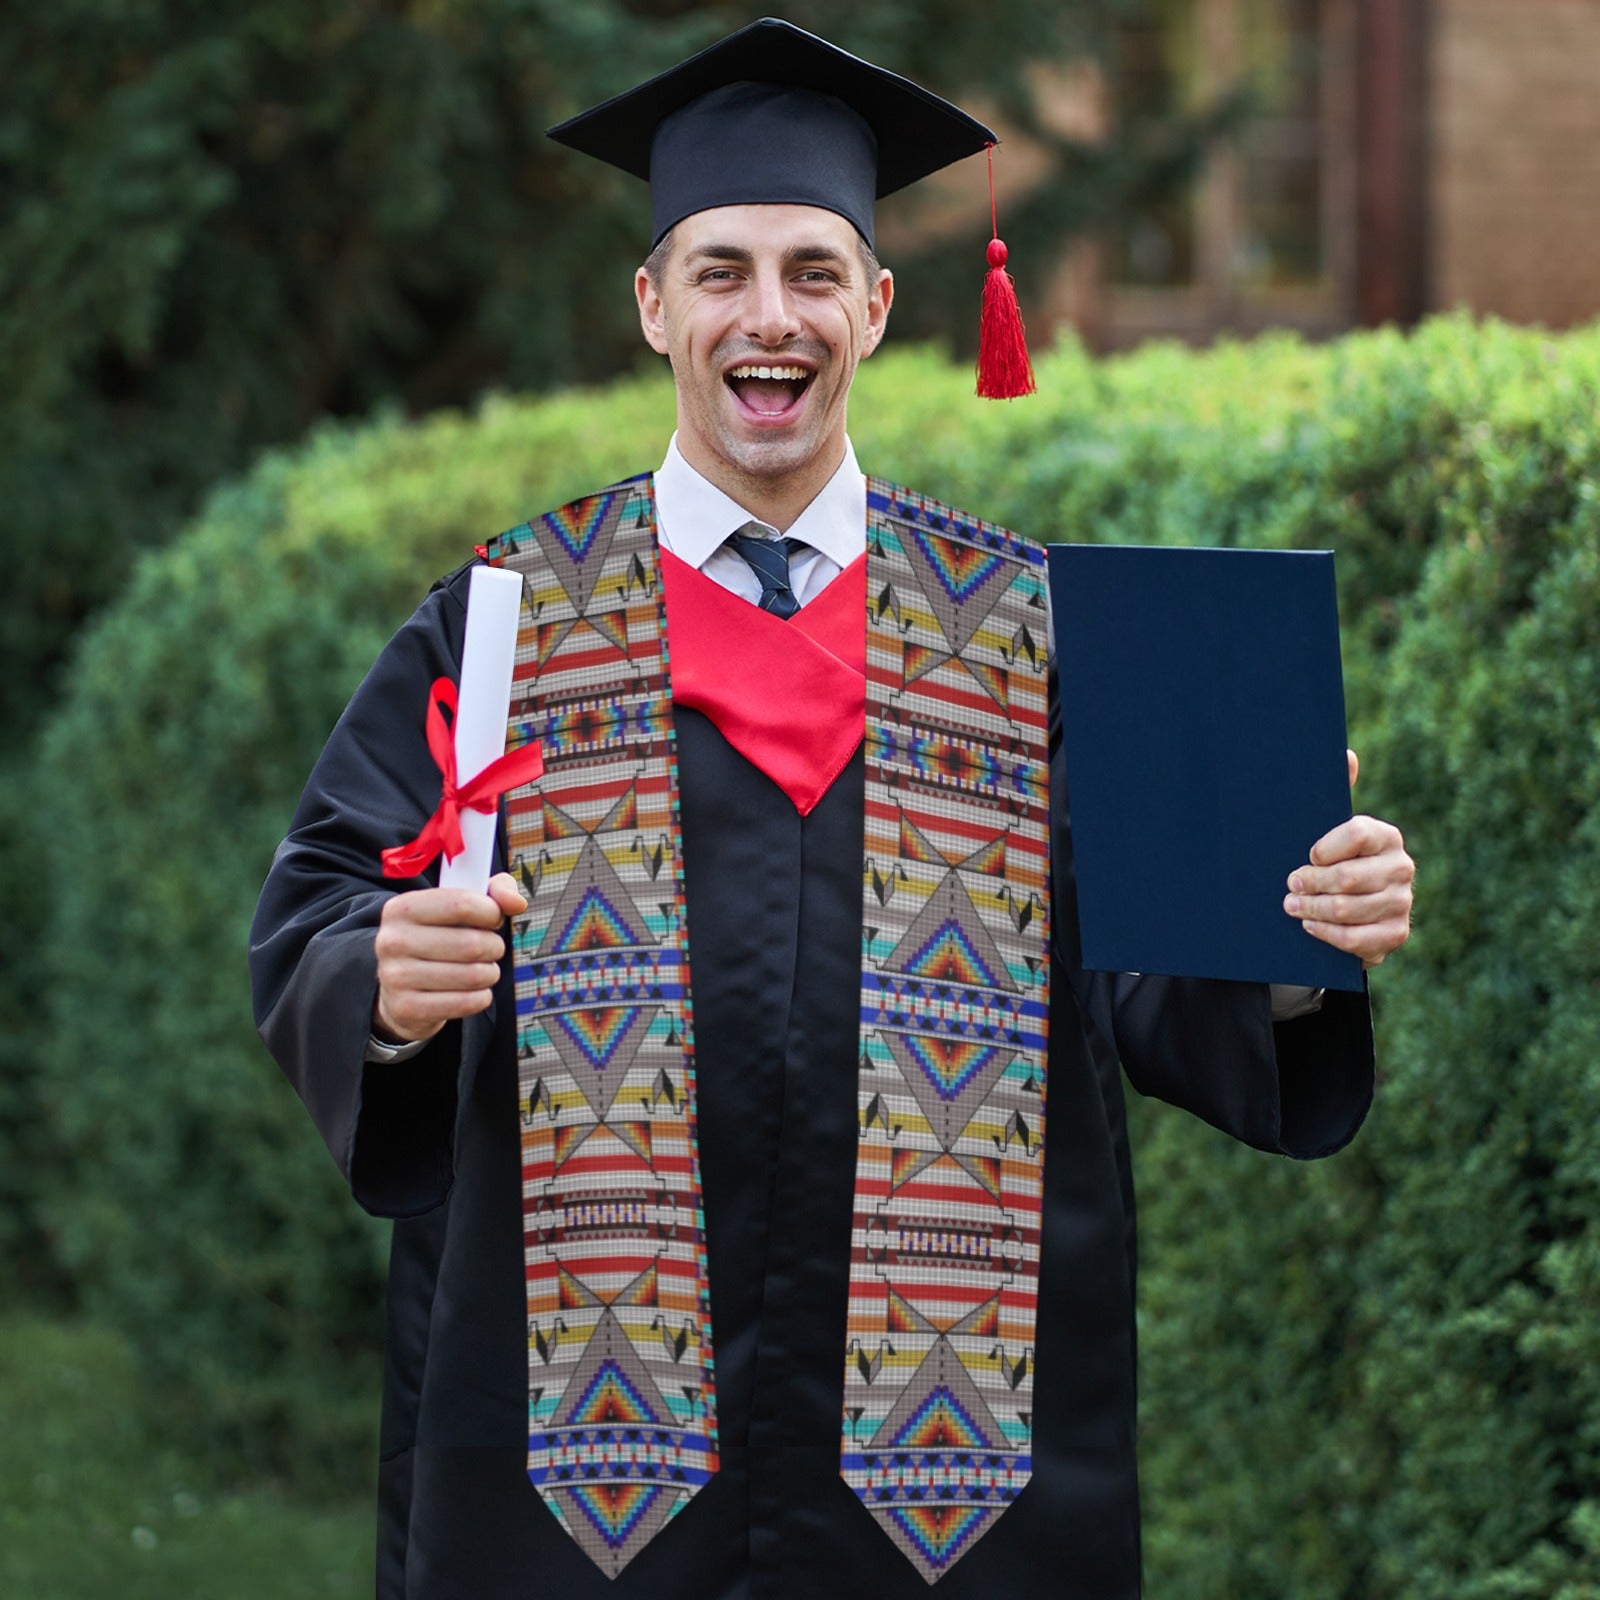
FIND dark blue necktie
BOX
[727,525,807,619]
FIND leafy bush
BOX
[1124,321,1600,1599]
[34,378,674,1480]
[34,315,1600,1600]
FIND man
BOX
[250,20,1413,1600]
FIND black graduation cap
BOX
[546,16,998,249]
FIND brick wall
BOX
[1431,0,1600,327]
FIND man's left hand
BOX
[1284,750,1415,969]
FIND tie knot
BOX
[726,525,807,619]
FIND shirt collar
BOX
[654,434,867,571]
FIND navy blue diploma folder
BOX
[1048,544,1364,992]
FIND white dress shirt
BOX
[653,432,865,603]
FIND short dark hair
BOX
[643,227,676,291]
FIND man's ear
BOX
[861,268,894,358]
[636,267,670,355]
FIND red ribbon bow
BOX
[381,677,544,879]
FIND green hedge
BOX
[34,317,1600,1600]
[1123,324,1600,1600]
[33,380,676,1478]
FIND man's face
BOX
[635,204,893,500]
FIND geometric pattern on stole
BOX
[486,477,717,1579]
[843,479,1051,1584]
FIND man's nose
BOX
[745,272,801,346]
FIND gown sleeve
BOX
[1047,673,1375,1160]
[249,562,499,1216]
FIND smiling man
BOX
[637,206,891,527]
[250,19,1414,1600]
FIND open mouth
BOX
[725,363,813,418]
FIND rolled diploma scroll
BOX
[438,565,526,892]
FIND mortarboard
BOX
[547,16,998,250]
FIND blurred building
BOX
[1053,0,1600,347]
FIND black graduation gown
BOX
[250,557,1374,1600]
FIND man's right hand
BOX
[372,871,528,1045]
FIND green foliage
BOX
[0,1315,368,1596]
[34,375,673,1483]
[1118,320,1600,1599]
[0,761,56,1304]
[1349,524,1600,1600]
[33,317,1600,1600]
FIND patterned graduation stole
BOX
[844,483,1050,1583]
[485,475,1050,1583]
[489,478,715,1579]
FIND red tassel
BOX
[976,145,1035,400]
[978,239,1036,399]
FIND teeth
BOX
[727,364,808,381]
